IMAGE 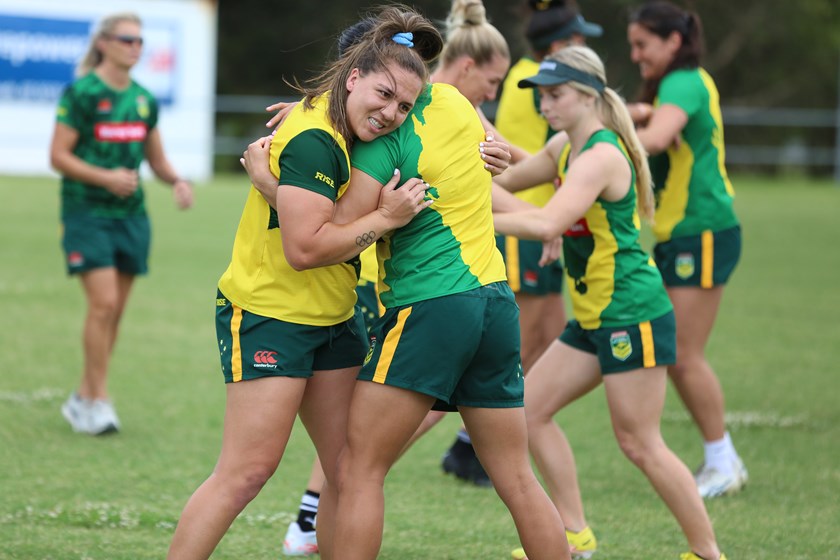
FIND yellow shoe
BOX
[680,553,728,560]
[566,526,597,558]
[510,527,597,560]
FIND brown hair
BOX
[298,5,443,147]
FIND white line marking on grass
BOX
[662,410,809,429]
[0,387,64,404]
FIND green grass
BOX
[1,173,838,559]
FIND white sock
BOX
[704,432,735,475]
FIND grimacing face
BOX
[345,62,424,142]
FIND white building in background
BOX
[0,0,217,180]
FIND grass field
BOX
[0,172,838,559]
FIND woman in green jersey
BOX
[492,45,726,560]
[49,12,194,436]
[167,9,442,560]
[627,1,747,499]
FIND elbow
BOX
[284,246,324,271]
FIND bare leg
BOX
[334,382,434,560]
[516,292,566,374]
[400,409,447,457]
[523,340,601,532]
[78,268,135,400]
[603,368,720,559]
[667,286,727,443]
[297,367,358,560]
[167,376,306,560]
[462,406,570,560]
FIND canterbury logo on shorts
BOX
[253,350,278,369]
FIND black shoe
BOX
[441,438,492,488]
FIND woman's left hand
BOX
[480,134,512,176]
[377,170,433,228]
[173,179,194,210]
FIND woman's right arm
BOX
[49,122,138,197]
[494,131,568,194]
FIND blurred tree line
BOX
[215,0,840,174]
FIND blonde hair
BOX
[299,5,443,149]
[76,12,142,77]
[439,0,509,68]
[548,45,655,222]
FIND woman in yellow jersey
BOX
[167,9,443,560]
[627,1,747,499]
[246,16,570,560]
[492,46,727,560]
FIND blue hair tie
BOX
[392,32,414,47]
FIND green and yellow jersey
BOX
[56,72,158,218]
[218,94,357,326]
[650,67,739,242]
[351,83,507,308]
[494,57,557,208]
[559,130,672,329]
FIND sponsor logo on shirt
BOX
[96,98,112,113]
[314,171,335,188]
[94,122,148,143]
[136,94,150,119]
[565,218,591,237]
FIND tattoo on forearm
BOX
[356,231,376,248]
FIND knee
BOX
[87,296,120,322]
[614,431,655,470]
[225,463,276,509]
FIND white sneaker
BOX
[695,457,748,498]
[61,393,91,433]
[283,521,318,556]
[87,399,120,435]
[62,394,120,435]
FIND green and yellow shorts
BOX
[359,282,524,409]
[559,311,676,374]
[61,214,150,275]
[495,235,564,295]
[355,280,380,334]
[215,290,368,383]
[654,226,741,288]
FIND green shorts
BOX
[559,311,676,374]
[355,281,380,334]
[495,235,564,295]
[216,290,369,383]
[359,282,524,409]
[61,214,150,275]
[654,226,741,288]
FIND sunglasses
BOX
[107,34,144,46]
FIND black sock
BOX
[296,489,319,532]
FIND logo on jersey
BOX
[314,171,335,188]
[565,218,591,237]
[96,98,112,113]
[253,350,278,369]
[136,94,150,119]
[610,331,632,361]
[94,122,148,142]
[675,252,695,279]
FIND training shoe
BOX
[61,393,91,433]
[441,439,492,487]
[695,457,748,498]
[511,526,597,560]
[63,394,119,435]
[87,399,120,435]
[282,521,318,556]
[680,553,728,560]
